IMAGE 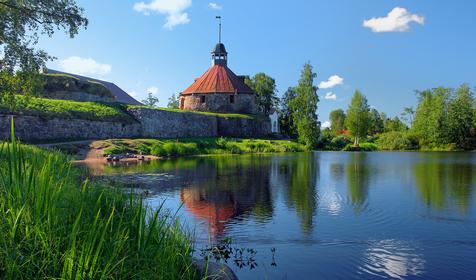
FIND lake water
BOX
[91,152,476,279]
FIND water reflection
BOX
[360,239,425,279]
[346,153,370,212]
[83,152,476,279]
[280,153,318,234]
[413,155,476,212]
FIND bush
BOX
[377,131,419,150]
[343,142,378,151]
[327,135,352,151]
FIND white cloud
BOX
[321,121,331,129]
[59,56,111,76]
[319,75,344,89]
[133,0,192,29]
[147,86,159,94]
[324,92,337,100]
[363,7,425,33]
[209,2,222,10]
[129,91,139,98]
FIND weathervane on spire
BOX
[216,16,222,43]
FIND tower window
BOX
[200,96,206,103]
[229,95,235,103]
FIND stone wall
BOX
[0,114,141,141]
[126,108,217,138]
[217,116,271,138]
[180,93,257,114]
[0,108,271,142]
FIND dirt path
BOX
[36,140,158,164]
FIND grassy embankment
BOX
[0,125,200,279]
[0,95,134,123]
[100,137,307,157]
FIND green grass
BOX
[0,122,200,279]
[101,137,307,157]
[0,95,135,123]
[128,105,256,119]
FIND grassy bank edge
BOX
[97,137,307,157]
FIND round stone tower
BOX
[179,25,257,114]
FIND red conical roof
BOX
[181,64,254,95]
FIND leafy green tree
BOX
[446,84,475,149]
[384,116,407,132]
[167,94,179,109]
[368,108,384,135]
[345,90,371,146]
[412,87,451,146]
[142,92,159,108]
[0,71,45,110]
[0,0,88,72]
[289,63,320,148]
[245,73,278,114]
[279,87,298,138]
[329,109,346,136]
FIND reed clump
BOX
[0,121,199,279]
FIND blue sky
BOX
[39,0,476,126]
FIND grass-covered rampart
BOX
[0,123,200,279]
[0,95,135,123]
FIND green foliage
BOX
[244,73,279,115]
[0,123,199,279]
[412,87,451,145]
[384,116,407,132]
[278,87,298,138]
[0,95,134,123]
[327,135,352,151]
[329,109,346,136]
[289,63,320,148]
[345,90,371,146]
[343,142,378,151]
[0,71,45,110]
[43,73,113,98]
[0,0,88,71]
[412,85,476,150]
[103,137,307,157]
[376,131,419,150]
[142,92,159,108]
[167,93,179,109]
[446,84,475,149]
[369,109,384,135]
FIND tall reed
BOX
[0,119,199,279]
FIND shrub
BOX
[377,131,419,150]
[343,142,378,151]
[328,135,352,151]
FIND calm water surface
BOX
[91,152,476,279]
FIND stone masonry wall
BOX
[0,108,271,142]
[0,114,142,141]
[126,108,217,138]
[181,93,257,114]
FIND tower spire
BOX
[216,16,222,43]
[212,16,227,66]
